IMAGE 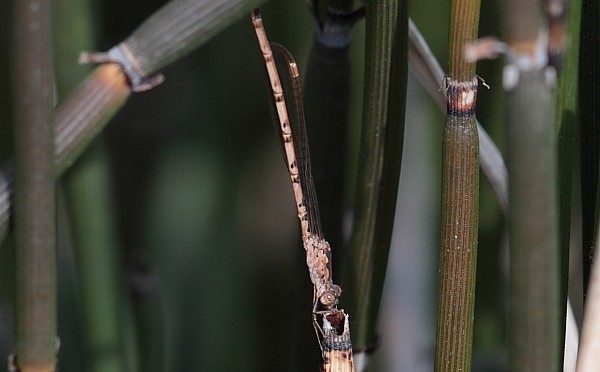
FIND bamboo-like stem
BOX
[13,0,56,369]
[447,1,480,80]
[118,0,267,79]
[504,1,560,369]
[553,0,580,368]
[435,81,479,372]
[55,65,130,174]
[579,0,599,297]
[64,144,125,372]
[343,0,407,356]
[54,0,127,368]
[408,19,508,213]
[507,59,560,372]
[434,0,480,370]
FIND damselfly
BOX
[251,9,354,371]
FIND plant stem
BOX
[54,0,128,368]
[434,0,480,370]
[63,143,125,372]
[408,19,508,213]
[343,0,407,356]
[579,0,599,298]
[118,0,267,79]
[553,0,580,368]
[504,1,560,369]
[13,0,56,369]
[303,0,361,274]
[54,65,130,175]
[447,0,480,80]
[435,82,479,372]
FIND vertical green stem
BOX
[506,72,559,371]
[13,0,56,369]
[344,0,407,354]
[53,0,127,368]
[579,0,599,297]
[504,0,560,369]
[434,0,480,371]
[447,0,480,80]
[64,144,125,372]
[554,0,580,368]
[435,87,479,372]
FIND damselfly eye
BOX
[319,285,341,308]
[320,292,337,307]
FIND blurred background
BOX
[0,0,564,370]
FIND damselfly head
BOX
[319,284,342,308]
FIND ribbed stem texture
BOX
[54,64,130,174]
[13,0,56,369]
[124,0,266,76]
[448,0,480,79]
[344,0,407,350]
[0,64,129,244]
[434,0,481,367]
[435,79,479,372]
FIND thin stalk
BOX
[579,0,599,298]
[504,0,560,369]
[115,0,267,83]
[54,64,130,175]
[54,0,127,368]
[435,81,479,372]
[343,0,407,357]
[553,0,580,368]
[408,19,507,213]
[64,144,125,372]
[447,1,480,80]
[434,0,480,370]
[506,59,560,372]
[13,0,56,369]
